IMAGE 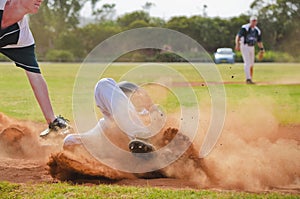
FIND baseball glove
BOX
[258,50,264,61]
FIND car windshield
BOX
[217,48,233,54]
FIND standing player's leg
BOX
[25,71,55,124]
[249,47,255,80]
[0,45,70,136]
[241,45,254,84]
[240,45,250,79]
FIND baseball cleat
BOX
[246,79,255,84]
[128,138,155,154]
[40,115,71,137]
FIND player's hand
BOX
[235,44,240,51]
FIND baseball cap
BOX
[250,16,258,21]
[117,81,139,94]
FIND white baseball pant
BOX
[94,78,151,138]
[64,78,151,146]
[240,44,255,80]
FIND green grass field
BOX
[0,62,299,124]
[0,181,299,199]
[0,62,299,198]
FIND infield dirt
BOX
[0,98,299,193]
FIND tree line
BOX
[26,0,299,62]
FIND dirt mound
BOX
[48,127,213,185]
[0,112,59,183]
[0,107,299,193]
[48,145,136,181]
[0,126,26,157]
[0,158,52,183]
[0,113,57,160]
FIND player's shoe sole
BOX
[40,126,71,137]
[40,128,52,137]
[129,139,155,153]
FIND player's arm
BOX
[235,35,241,51]
[256,31,265,61]
[235,27,245,51]
[257,31,264,52]
[257,42,264,52]
[257,41,265,61]
[2,1,24,29]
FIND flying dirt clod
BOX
[47,127,214,184]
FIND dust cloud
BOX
[0,112,58,161]
[190,98,300,191]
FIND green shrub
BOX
[115,51,143,62]
[259,51,295,62]
[232,50,296,63]
[45,50,75,62]
[131,52,148,62]
[234,51,243,62]
[155,52,186,62]
[128,20,150,29]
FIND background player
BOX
[0,0,69,135]
[235,16,265,84]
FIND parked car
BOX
[214,48,235,64]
